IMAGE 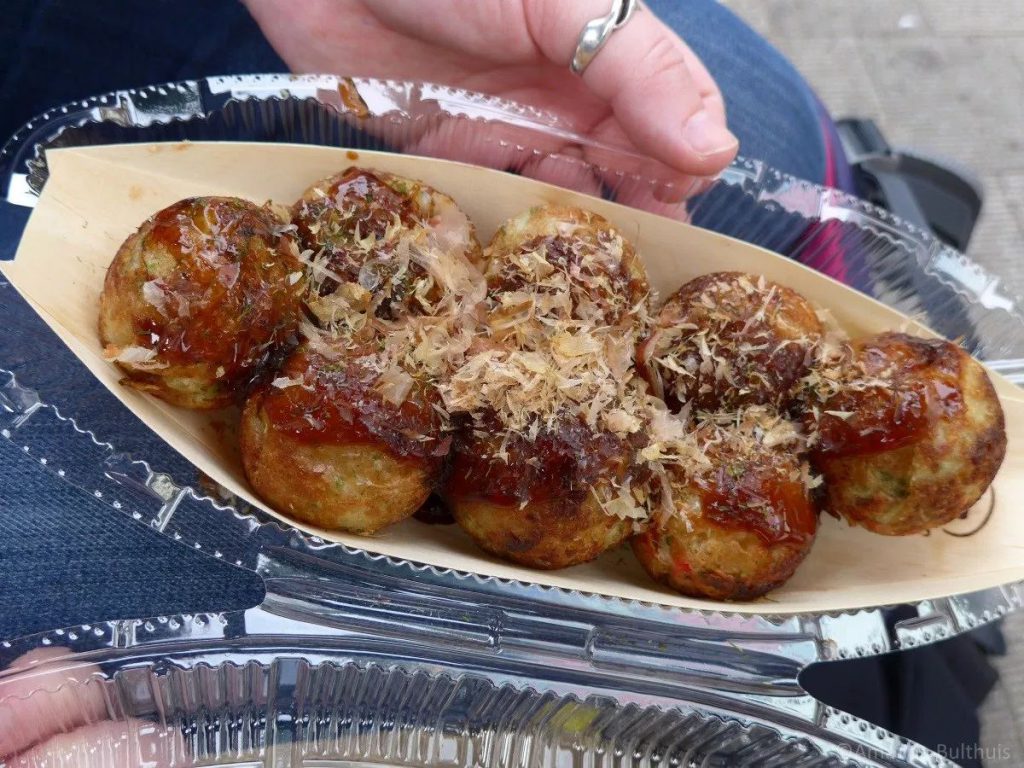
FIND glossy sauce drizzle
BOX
[130,197,302,392]
[447,415,638,507]
[814,334,964,456]
[642,272,822,412]
[293,169,416,259]
[698,463,816,546]
[492,233,645,327]
[292,168,429,315]
[258,345,447,467]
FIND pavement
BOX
[723,1,1024,764]
[727,0,1024,300]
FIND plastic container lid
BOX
[1,74,1019,767]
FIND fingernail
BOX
[681,109,738,158]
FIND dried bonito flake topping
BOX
[794,330,1006,536]
[267,317,452,458]
[483,204,651,338]
[795,329,947,452]
[641,403,818,537]
[299,309,472,422]
[440,335,649,439]
[288,168,488,446]
[639,271,823,413]
[291,167,485,319]
[441,204,656,521]
[446,208,652,436]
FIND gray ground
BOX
[726,0,1024,297]
[723,1,1024,763]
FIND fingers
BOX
[612,178,694,221]
[516,151,606,199]
[243,0,347,73]
[0,648,107,758]
[403,116,565,170]
[582,115,696,198]
[355,0,538,63]
[9,719,188,768]
[590,15,737,174]
[1,649,189,766]
[523,0,738,176]
[408,119,606,214]
[406,109,698,218]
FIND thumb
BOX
[524,0,738,176]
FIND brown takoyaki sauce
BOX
[292,168,423,314]
[812,333,964,457]
[294,167,417,250]
[447,415,640,506]
[698,463,817,546]
[640,272,822,412]
[444,207,652,515]
[256,345,448,467]
[128,197,302,393]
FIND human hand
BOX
[243,0,737,209]
[0,649,187,767]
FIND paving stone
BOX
[920,0,1024,35]
[767,36,886,119]
[990,613,1024,733]
[728,0,931,38]
[856,37,1024,174]
[979,679,1024,766]
[999,173,1024,235]
[979,612,1024,762]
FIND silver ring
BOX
[570,0,640,76]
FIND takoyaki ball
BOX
[633,427,818,601]
[292,167,483,318]
[807,332,1006,535]
[638,272,822,413]
[240,329,449,534]
[483,205,650,340]
[443,416,644,569]
[99,197,306,409]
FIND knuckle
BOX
[635,35,690,85]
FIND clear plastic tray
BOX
[0,608,972,768]
[1,75,1021,767]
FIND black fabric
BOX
[801,622,1001,768]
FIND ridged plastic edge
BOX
[0,621,957,768]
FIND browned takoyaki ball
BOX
[291,167,482,318]
[638,272,822,413]
[443,415,643,569]
[482,205,650,341]
[99,197,306,409]
[240,328,449,534]
[632,424,818,601]
[806,332,1006,535]
[439,206,652,569]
